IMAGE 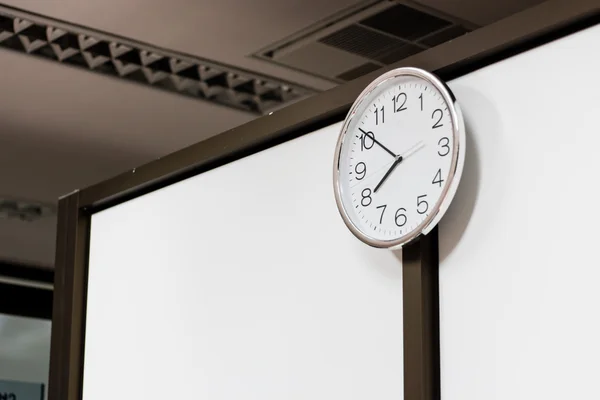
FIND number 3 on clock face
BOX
[333,67,466,249]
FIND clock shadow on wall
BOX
[438,86,503,262]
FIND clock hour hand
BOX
[374,154,403,193]
[358,127,397,158]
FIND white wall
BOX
[85,23,600,400]
[86,122,405,400]
[439,23,600,400]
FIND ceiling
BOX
[0,0,544,268]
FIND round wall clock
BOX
[333,67,465,249]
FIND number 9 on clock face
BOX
[333,67,466,249]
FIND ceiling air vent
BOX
[253,0,476,83]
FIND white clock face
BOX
[334,68,463,248]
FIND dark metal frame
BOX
[49,2,599,400]
[0,260,53,320]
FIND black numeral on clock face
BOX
[376,205,387,223]
[432,168,444,187]
[432,109,443,129]
[395,208,407,227]
[417,195,429,215]
[355,162,366,180]
[392,92,407,112]
[374,106,384,125]
[360,131,375,151]
[361,188,372,207]
[438,137,450,156]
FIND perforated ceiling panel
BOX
[0,5,316,115]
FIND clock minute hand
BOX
[358,127,397,158]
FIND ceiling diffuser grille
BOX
[254,0,476,83]
[0,5,315,115]
[320,24,406,61]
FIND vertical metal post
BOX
[402,227,440,400]
[48,191,89,400]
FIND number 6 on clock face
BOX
[333,67,466,249]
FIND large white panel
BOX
[440,24,600,400]
[85,123,405,400]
